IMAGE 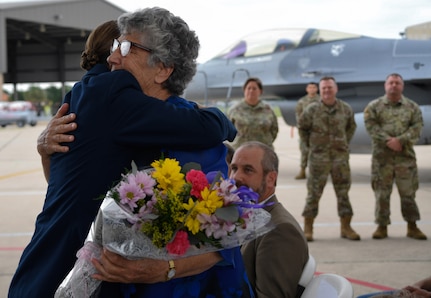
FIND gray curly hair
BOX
[117,7,200,95]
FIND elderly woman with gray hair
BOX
[93,7,253,297]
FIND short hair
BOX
[117,7,200,95]
[319,76,336,83]
[386,73,403,81]
[307,82,318,87]
[237,141,278,175]
[80,20,119,70]
[243,77,263,92]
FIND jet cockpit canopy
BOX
[212,28,363,60]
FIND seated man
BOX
[229,141,309,297]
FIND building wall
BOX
[405,21,431,40]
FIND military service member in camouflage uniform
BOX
[228,77,279,150]
[364,73,427,240]
[294,82,320,180]
[298,76,360,242]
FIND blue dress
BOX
[99,96,254,298]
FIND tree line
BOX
[3,85,73,116]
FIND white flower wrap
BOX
[55,197,273,297]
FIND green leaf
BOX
[182,162,202,174]
[215,205,239,222]
[131,160,138,174]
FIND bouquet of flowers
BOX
[55,158,273,297]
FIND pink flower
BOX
[218,179,241,205]
[238,209,252,228]
[137,196,158,221]
[117,181,145,210]
[166,230,190,256]
[198,213,237,239]
[186,169,208,199]
[216,222,236,239]
[127,171,156,196]
[198,213,221,238]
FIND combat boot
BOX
[407,222,427,240]
[304,217,314,242]
[372,225,388,239]
[340,216,360,240]
[295,168,306,180]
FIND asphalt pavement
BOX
[0,118,430,297]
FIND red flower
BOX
[166,230,190,256]
[186,169,208,200]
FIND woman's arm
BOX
[37,103,77,181]
[414,275,431,291]
[91,249,222,284]
[403,275,431,297]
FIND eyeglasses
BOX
[111,39,152,56]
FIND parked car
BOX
[0,101,38,127]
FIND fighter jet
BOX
[184,28,431,152]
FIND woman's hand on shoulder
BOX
[37,103,77,157]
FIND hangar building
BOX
[0,0,126,100]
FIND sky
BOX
[106,0,431,63]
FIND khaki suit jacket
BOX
[241,195,309,298]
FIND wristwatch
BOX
[166,260,176,281]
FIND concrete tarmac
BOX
[0,118,430,297]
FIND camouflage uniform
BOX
[228,100,278,150]
[298,99,357,218]
[295,94,320,168]
[364,95,423,226]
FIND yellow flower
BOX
[183,197,196,212]
[183,189,224,235]
[184,198,201,234]
[200,188,223,213]
[184,215,201,235]
[151,158,185,194]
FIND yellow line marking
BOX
[0,169,42,180]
